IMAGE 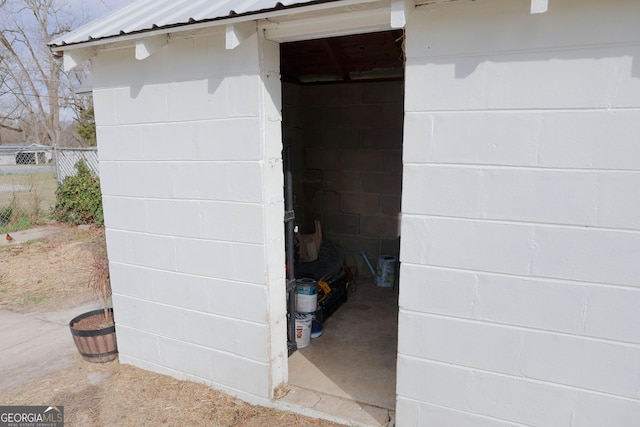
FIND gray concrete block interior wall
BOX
[282,80,404,278]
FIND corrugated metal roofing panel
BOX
[50,0,336,47]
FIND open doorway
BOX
[280,30,405,421]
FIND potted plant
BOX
[69,234,118,363]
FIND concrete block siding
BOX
[93,29,287,402]
[397,0,640,425]
[85,0,640,422]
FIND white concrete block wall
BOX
[92,28,287,402]
[398,0,640,425]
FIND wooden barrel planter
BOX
[69,308,118,363]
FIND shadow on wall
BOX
[408,44,639,111]
[409,0,640,80]
[445,48,639,81]
[123,31,260,99]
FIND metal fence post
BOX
[54,145,61,184]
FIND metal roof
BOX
[49,0,340,48]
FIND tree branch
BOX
[0,121,23,133]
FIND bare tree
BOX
[0,0,80,145]
[0,1,127,146]
[1,0,62,144]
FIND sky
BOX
[0,0,140,130]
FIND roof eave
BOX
[49,0,382,53]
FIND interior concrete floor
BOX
[280,280,398,426]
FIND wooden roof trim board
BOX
[49,0,382,50]
[53,0,547,72]
[52,0,548,50]
[53,0,398,71]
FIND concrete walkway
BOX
[0,302,100,393]
[0,225,95,392]
[0,226,63,247]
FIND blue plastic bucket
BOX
[296,278,318,314]
[375,256,397,288]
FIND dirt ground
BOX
[0,225,344,427]
[0,356,342,427]
[0,224,99,312]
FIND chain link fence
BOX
[0,145,99,230]
[53,147,100,183]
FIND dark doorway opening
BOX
[280,30,405,422]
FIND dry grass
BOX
[0,355,342,427]
[0,171,58,223]
[0,224,100,312]
[0,226,345,426]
